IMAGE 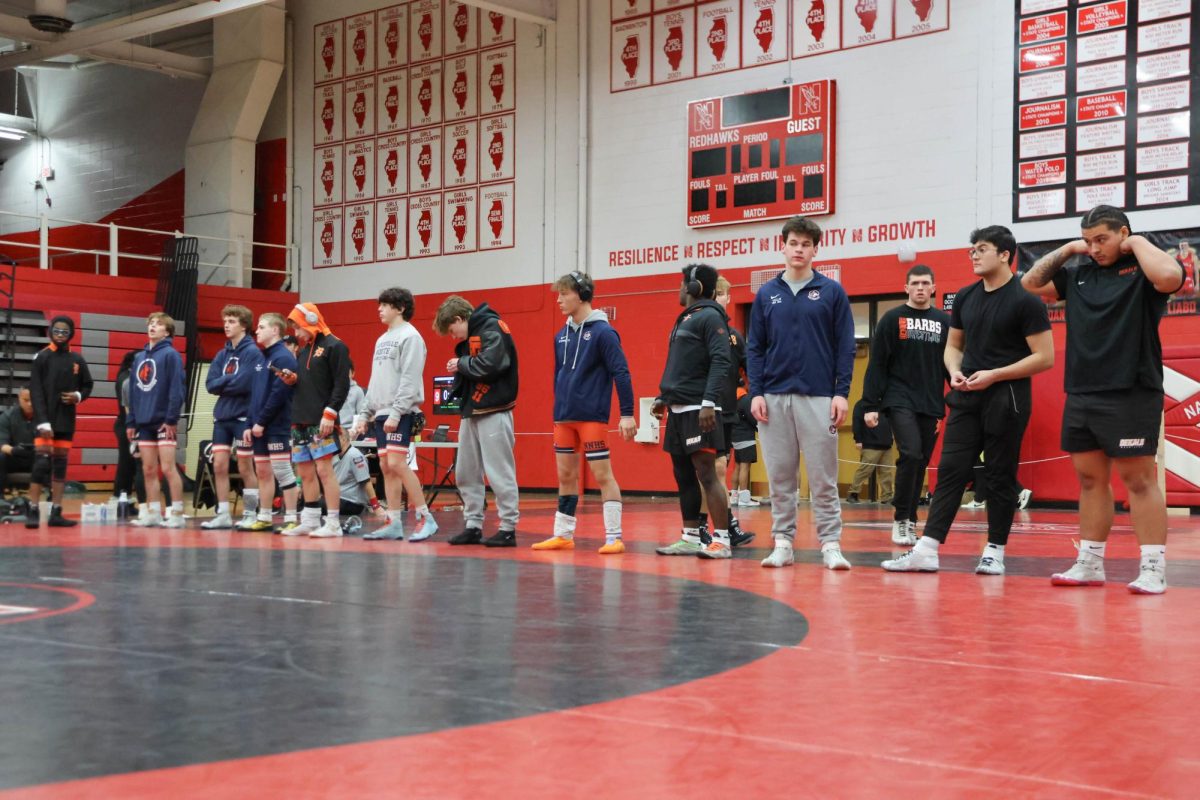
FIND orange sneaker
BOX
[532,535,575,550]
[598,539,625,555]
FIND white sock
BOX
[1080,540,1106,560]
[916,536,940,552]
[389,509,402,523]
[984,542,1005,559]
[1140,544,1165,566]
[149,502,162,516]
[243,489,259,513]
[217,502,229,515]
[602,500,622,537]
[171,501,183,515]
[416,504,430,518]
[713,529,730,545]
[554,511,576,538]
[682,527,701,544]
[258,509,272,522]
[326,511,339,526]
[284,512,297,522]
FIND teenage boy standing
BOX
[127,312,186,528]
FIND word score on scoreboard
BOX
[687,79,836,228]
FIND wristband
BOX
[322,408,337,421]
[369,498,381,510]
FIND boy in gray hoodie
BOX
[351,287,437,541]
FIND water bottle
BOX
[117,492,132,521]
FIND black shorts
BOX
[733,444,758,464]
[1061,388,1162,457]
[663,408,726,456]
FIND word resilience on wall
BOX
[687,79,836,227]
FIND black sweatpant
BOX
[887,407,940,524]
[924,381,1031,545]
[114,426,137,498]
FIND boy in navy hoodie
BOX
[126,312,187,528]
[239,312,301,532]
[25,315,93,528]
[747,216,855,570]
[202,304,263,529]
[532,271,636,554]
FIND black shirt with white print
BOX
[1051,252,1181,394]
[862,304,950,419]
[950,276,1051,381]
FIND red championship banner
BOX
[481,9,515,46]
[741,0,787,68]
[377,69,408,134]
[841,0,893,49]
[444,121,478,187]
[479,182,515,250]
[1019,11,1067,44]
[410,61,443,127]
[652,7,696,84]
[481,45,515,113]
[314,83,343,145]
[410,0,444,63]
[480,113,515,183]
[1076,90,1126,123]
[344,203,375,265]
[687,79,836,227]
[314,145,343,207]
[1018,157,1067,187]
[444,53,478,121]
[377,5,409,70]
[345,76,376,140]
[346,13,376,77]
[793,0,841,58]
[443,188,478,254]
[409,126,443,193]
[1019,41,1066,73]
[313,207,344,268]
[1018,98,1067,130]
[612,17,651,91]
[376,198,408,261]
[1076,1,1126,35]
[696,1,741,75]
[344,138,375,203]
[409,193,443,258]
[445,1,479,55]
[375,133,408,197]
[315,19,343,83]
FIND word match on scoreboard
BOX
[687,79,836,228]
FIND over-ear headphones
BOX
[568,271,593,302]
[685,266,703,299]
[293,303,319,325]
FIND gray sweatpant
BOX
[758,393,843,545]
[457,410,520,530]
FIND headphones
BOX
[293,303,319,325]
[685,266,703,299]
[568,271,593,302]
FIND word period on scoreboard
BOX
[687,79,836,228]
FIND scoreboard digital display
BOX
[687,80,836,228]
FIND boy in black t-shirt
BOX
[883,226,1053,576]
[1023,205,1182,595]
[861,264,950,545]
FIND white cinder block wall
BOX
[0,66,206,235]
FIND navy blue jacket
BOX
[249,339,297,437]
[747,272,855,399]
[206,335,264,421]
[553,310,635,423]
[128,338,185,427]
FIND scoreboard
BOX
[687,80,836,228]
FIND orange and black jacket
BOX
[451,303,518,417]
[30,343,94,436]
[292,332,351,427]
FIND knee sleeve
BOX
[272,459,297,491]
[31,452,52,485]
[52,453,68,482]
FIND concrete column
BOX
[184,2,284,286]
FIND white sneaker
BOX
[738,492,758,507]
[1017,488,1032,510]
[1127,562,1166,595]
[761,542,795,568]
[281,517,317,536]
[308,519,344,538]
[891,520,916,546]
[201,512,234,530]
[163,514,186,529]
[975,554,1005,575]
[235,510,258,529]
[961,500,986,510]
[1051,556,1105,586]
[882,546,939,572]
[822,544,852,570]
[130,512,163,528]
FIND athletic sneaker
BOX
[448,527,483,545]
[657,538,702,556]
[729,527,755,547]
[280,519,315,536]
[761,542,795,568]
[277,520,301,535]
[891,520,916,546]
[1017,488,1032,510]
[697,520,710,545]
[201,512,234,530]
[598,539,625,555]
[961,499,986,510]
[130,512,163,528]
[975,554,1005,575]
[1050,556,1105,586]
[484,529,517,548]
[697,540,732,559]
[738,490,757,507]
[309,519,344,538]
[532,535,574,550]
[822,544,852,570]
[408,510,439,542]
[1127,562,1167,595]
[881,547,939,572]
[243,519,275,532]
[363,519,404,540]
[163,514,186,529]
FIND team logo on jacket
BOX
[770,293,783,304]
[224,357,240,376]
[136,358,157,391]
[807,289,821,300]
[583,331,592,341]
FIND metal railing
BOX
[0,210,295,287]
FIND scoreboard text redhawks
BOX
[687,79,836,228]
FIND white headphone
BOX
[293,303,319,325]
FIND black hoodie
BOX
[451,302,519,416]
[30,315,94,435]
[658,299,731,408]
